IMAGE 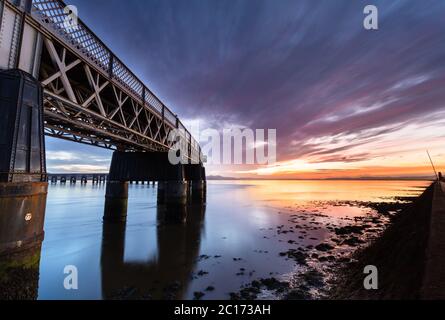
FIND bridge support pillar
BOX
[184,164,206,203]
[157,181,188,223]
[157,181,188,205]
[0,69,47,260]
[103,181,128,222]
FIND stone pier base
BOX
[0,182,47,256]
[157,181,188,223]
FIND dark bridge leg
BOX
[184,164,207,203]
[157,181,188,205]
[103,181,129,222]
[104,151,205,221]
[0,70,47,287]
[157,181,189,222]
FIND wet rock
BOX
[342,236,365,246]
[285,288,311,300]
[239,286,260,299]
[193,291,205,300]
[197,270,209,276]
[334,225,364,235]
[198,254,211,261]
[260,278,289,291]
[338,257,351,263]
[279,249,308,265]
[315,243,334,252]
[299,269,324,288]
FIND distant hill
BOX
[206,175,434,181]
[206,175,239,180]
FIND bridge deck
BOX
[0,0,202,164]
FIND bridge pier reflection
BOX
[100,199,206,299]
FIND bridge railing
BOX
[29,0,203,162]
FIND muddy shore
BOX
[227,191,429,300]
[329,183,434,299]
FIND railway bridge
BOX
[0,0,206,257]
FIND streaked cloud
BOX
[46,0,445,178]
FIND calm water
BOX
[36,180,429,300]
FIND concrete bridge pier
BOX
[185,165,207,204]
[103,181,129,222]
[0,70,47,263]
[157,181,189,223]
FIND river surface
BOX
[35,180,429,300]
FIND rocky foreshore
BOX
[329,183,434,299]
[93,186,431,300]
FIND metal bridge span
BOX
[0,0,206,259]
[0,0,202,163]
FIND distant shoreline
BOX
[46,172,433,182]
[206,176,434,181]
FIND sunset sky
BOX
[46,0,445,179]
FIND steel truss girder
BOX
[44,125,116,150]
[40,37,178,154]
[2,0,202,163]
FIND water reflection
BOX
[100,202,206,299]
[19,180,429,299]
